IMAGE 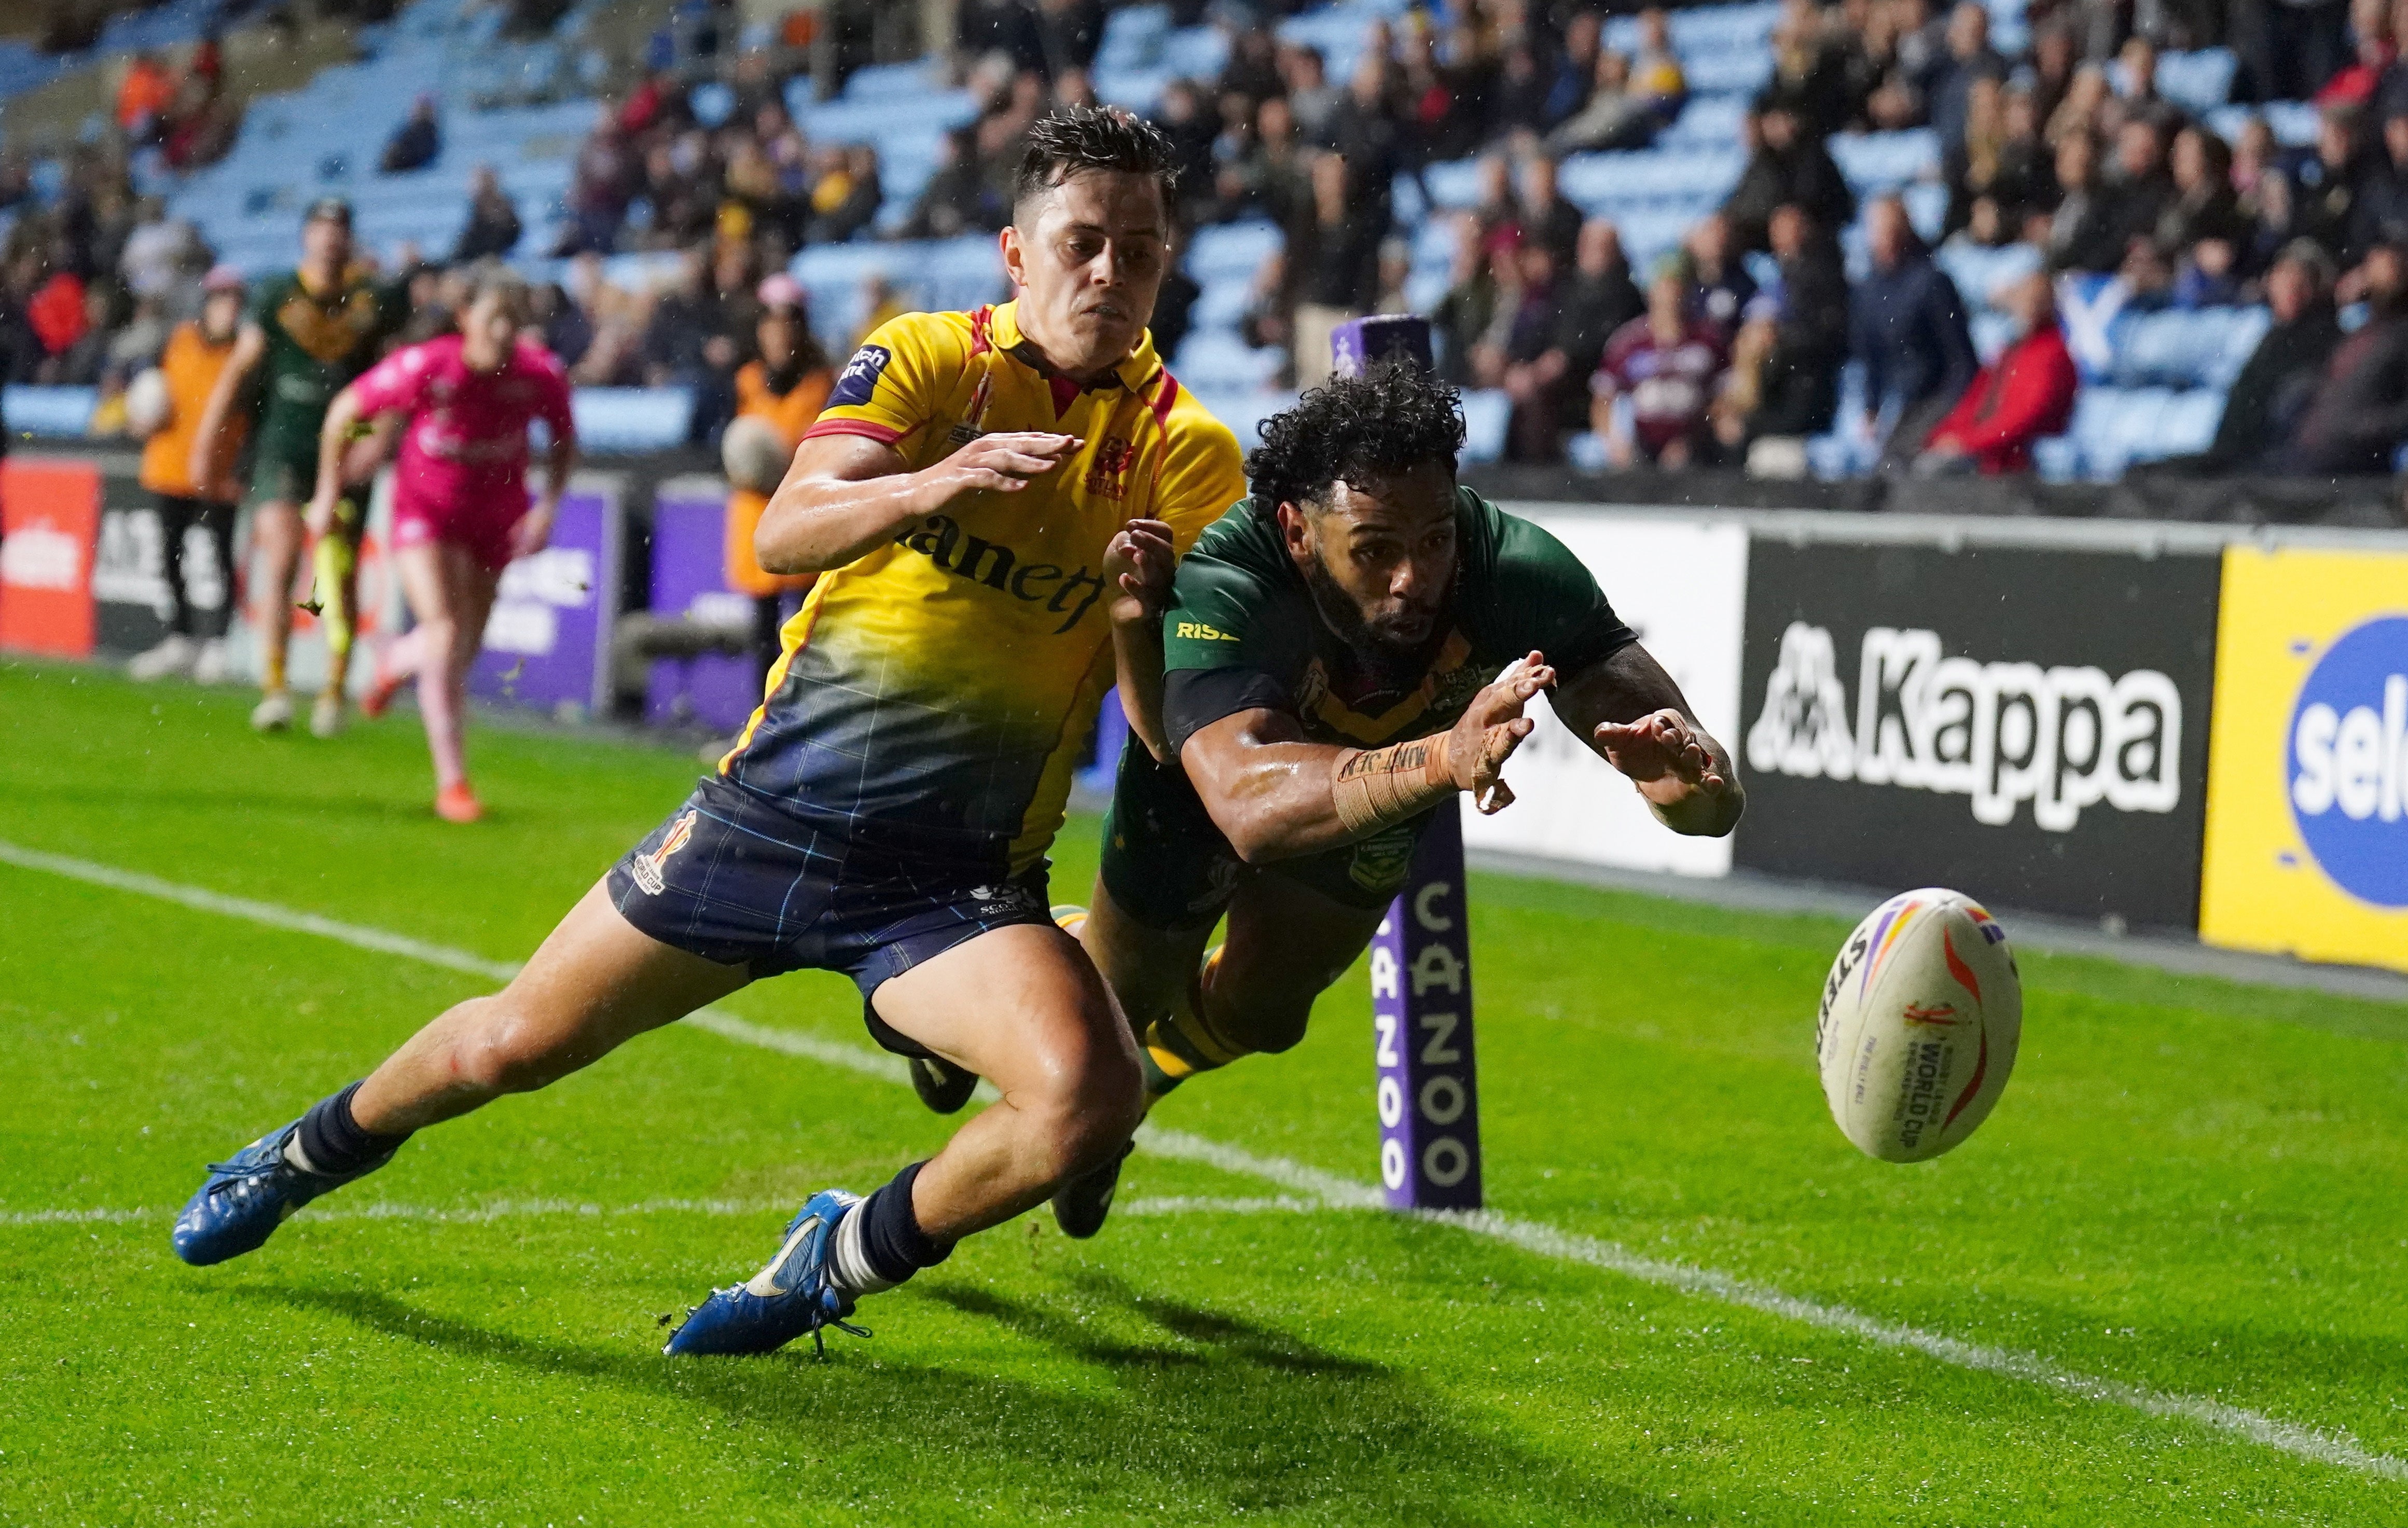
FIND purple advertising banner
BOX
[1368,800,1484,1211]
[645,482,764,732]
[467,480,621,717]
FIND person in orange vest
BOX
[723,272,834,690]
[129,265,248,684]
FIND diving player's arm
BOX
[1100,517,1177,761]
[753,429,1082,575]
[1550,642,1745,837]
[1178,654,1555,865]
[188,322,265,493]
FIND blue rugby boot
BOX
[172,1118,394,1266]
[665,1189,870,1357]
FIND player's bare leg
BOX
[173,882,750,1267]
[249,500,305,730]
[350,883,750,1133]
[1053,873,1382,1235]
[868,922,1145,1239]
[384,540,504,819]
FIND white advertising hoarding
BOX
[1461,510,1749,878]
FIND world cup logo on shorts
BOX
[629,812,697,896]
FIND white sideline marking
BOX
[3,838,2400,1482]
[0,1195,1316,1229]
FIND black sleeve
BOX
[1163,666,1294,762]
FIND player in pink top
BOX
[309,268,578,822]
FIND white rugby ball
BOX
[1816,888,2021,1162]
[124,367,173,438]
[721,415,791,493]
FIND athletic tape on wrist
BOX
[1331,734,1452,835]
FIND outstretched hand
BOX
[1101,516,1175,628]
[1446,651,1556,815]
[1595,707,1729,807]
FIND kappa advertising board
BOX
[1736,541,2220,929]
[1461,511,1749,877]
[0,456,101,657]
[2199,547,2408,974]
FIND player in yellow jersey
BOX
[172,109,1249,1358]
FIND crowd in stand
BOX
[11,0,2408,481]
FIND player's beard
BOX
[1300,551,1450,688]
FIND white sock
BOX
[282,1135,325,1175]
[827,1199,895,1298]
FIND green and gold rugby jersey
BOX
[243,268,409,482]
[1104,486,1636,916]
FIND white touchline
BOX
[2,836,2400,1482]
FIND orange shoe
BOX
[435,782,483,823]
[360,670,406,720]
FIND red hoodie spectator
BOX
[26,271,89,358]
[1920,274,2077,474]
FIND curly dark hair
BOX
[1245,361,1468,515]
[1014,105,1179,213]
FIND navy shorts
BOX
[607,775,1054,1003]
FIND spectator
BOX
[1687,212,1760,333]
[1541,11,1603,130]
[116,52,176,143]
[1519,156,1584,271]
[1291,154,1384,387]
[1033,0,1105,81]
[2046,63,2112,148]
[127,265,247,685]
[2046,131,2127,271]
[1592,258,1729,469]
[2148,241,2345,472]
[1326,52,1403,229]
[723,274,834,689]
[2281,240,2408,472]
[2107,119,2180,256]
[1504,216,1643,461]
[1914,273,2078,474]
[806,144,883,244]
[1151,79,1221,216]
[1544,50,1657,155]
[1221,22,1284,107]
[1432,214,1502,385]
[2233,0,2352,104]
[380,95,442,176]
[1723,94,1857,255]
[1850,194,1979,462]
[2355,105,2408,254]
[557,118,639,255]
[2113,38,2193,138]
[1930,3,2008,152]
[1281,45,1340,144]
[1740,203,1851,447]
[1631,7,1689,123]
[453,166,523,262]
[2291,103,2376,263]
[900,126,1005,240]
[2315,0,2397,106]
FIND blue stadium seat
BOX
[1680,50,1774,96]
[1173,330,1283,391]
[1831,130,1939,195]
[572,387,693,454]
[1657,95,1748,150]
[2130,48,2237,114]
[1184,388,1299,450]
[1559,147,1745,210]
[1933,241,2042,308]
[2205,99,2320,147]
[1460,389,1511,463]
[1187,220,1285,284]
[2,386,97,439]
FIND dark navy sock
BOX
[295,1080,409,1177]
[860,1160,953,1287]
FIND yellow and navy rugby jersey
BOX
[721,301,1247,873]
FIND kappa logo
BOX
[629,811,698,895]
[1084,436,1135,499]
[1746,621,2183,831]
[1901,1003,1964,1027]
[829,344,893,410]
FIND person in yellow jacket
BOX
[724,273,834,690]
[129,266,248,684]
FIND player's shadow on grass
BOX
[922,1271,1383,1378]
[244,1280,1710,1522]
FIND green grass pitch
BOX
[5,660,2408,1525]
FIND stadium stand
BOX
[0,0,2399,506]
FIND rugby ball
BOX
[124,367,173,438]
[1815,888,2020,1162]
[721,415,791,493]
